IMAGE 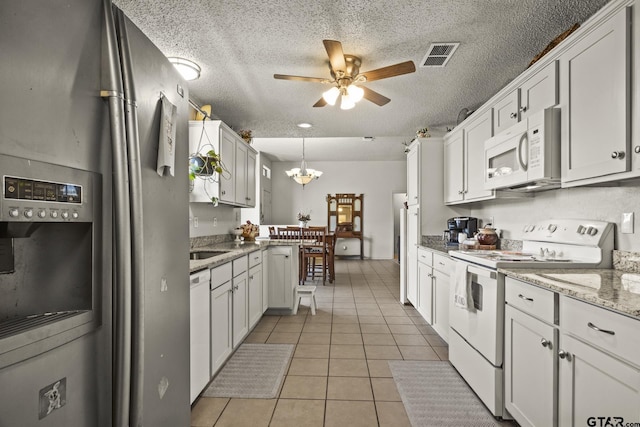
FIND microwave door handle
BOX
[518,133,528,172]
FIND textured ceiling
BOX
[115,0,608,160]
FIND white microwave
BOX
[484,108,561,191]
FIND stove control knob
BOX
[61,211,69,219]
[24,209,33,219]
[548,224,557,233]
[9,208,19,218]
[587,226,598,236]
[548,250,556,258]
[50,210,59,219]
[72,211,79,219]
[38,209,47,218]
[577,225,586,234]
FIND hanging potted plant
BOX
[189,149,223,179]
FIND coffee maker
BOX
[444,217,478,245]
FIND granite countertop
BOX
[419,241,458,255]
[499,268,640,319]
[189,239,300,273]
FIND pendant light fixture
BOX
[285,138,323,186]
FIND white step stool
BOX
[292,285,317,315]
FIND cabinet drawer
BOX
[505,277,555,324]
[248,250,262,268]
[210,262,232,290]
[232,255,248,277]
[417,247,433,266]
[433,253,454,275]
[561,296,640,366]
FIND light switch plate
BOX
[621,212,634,234]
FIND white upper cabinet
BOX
[406,140,420,206]
[188,120,257,207]
[560,6,632,185]
[494,61,559,135]
[444,110,495,204]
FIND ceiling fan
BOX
[274,40,416,110]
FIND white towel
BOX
[157,93,177,177]
[453,262,474,310]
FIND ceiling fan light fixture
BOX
[168,57,201,81]
[340,94,356,110]
[347,85,364,103]
[322,87,340,105]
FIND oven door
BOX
[484,120,528,190]
[449,260,504,366]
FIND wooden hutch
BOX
[326,193,363,259]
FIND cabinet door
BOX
[444,131,464,203]
[232,272,248,348]
[219,128,236,203]
[406,205,419,306]
[406,141,420,206]
[493,89,520,134]
[432,269,450,343]
[248,264,262,329]
[262,249,269,312]
[189,121,220,203]
[464,110,494,201]
[210,282,232,375]
[190,281,210,403]
[505,305,557,427]
[268,247,293,308]
[561,7,631,183]
[417,262,433,323]
[519,60,558,121]
[234,142,248,205]
[246,149,256,207]
[558,333,640,427]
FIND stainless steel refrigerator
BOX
[0,0,191,425]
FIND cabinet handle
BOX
[540,338,552,349]
[438,261,445,266]
[519,106,527,113]
[635,146,640,154]
[558,350,572,361]
[510,112,517,119]
[249,275,254,279]
[587,322,615,336]
[221,190,226,195]
[518,294,533,302]
[458,190,463,195]
[611,151,625,159]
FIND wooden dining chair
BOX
[300,227,328,285]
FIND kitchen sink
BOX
[189,250,229,260]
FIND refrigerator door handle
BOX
[102,1,132,425]
[115,7,146,426]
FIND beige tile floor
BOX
[191,259,448,427]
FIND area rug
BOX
[389,360,503,427]
[202,343,294,399]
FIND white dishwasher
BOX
[189,269,211,403]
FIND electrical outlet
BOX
[193,217,199,228]
[213,217,217,227]
[488,216,494,226]
[621,212,634,234]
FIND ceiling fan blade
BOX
[323,40,347,72]
[359,61,416,82]
[274,74,327,83]
[362,86,390,106]
[313,97,327,107]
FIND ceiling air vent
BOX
[420,43,460,68]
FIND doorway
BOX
[392,192,406,262]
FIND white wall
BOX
[270,160,407,259]
[189,203,240,238]
[469,182,640,251]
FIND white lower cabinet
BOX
[248,263,263,329]
[261,248,269,312]
[416,247,451,343]
[431,267,450,343]
[406,205,419,305]
[417,258,433,323]
[267,246,297,309]
[232,256,249,348]
[558,296,640,427]
[210,262,233,376]
[504,304,557,427]
[190,269,211,403]
[504,277,640,427]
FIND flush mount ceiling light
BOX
[297,122,313,128]
[168,57,201,81]
[285,138,323,186]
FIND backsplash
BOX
[421,235,522,251]
[190,234,233,249]
[613,251,640,273]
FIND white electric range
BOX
[447,219,614,419]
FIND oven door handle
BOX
[467,265,497,279]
